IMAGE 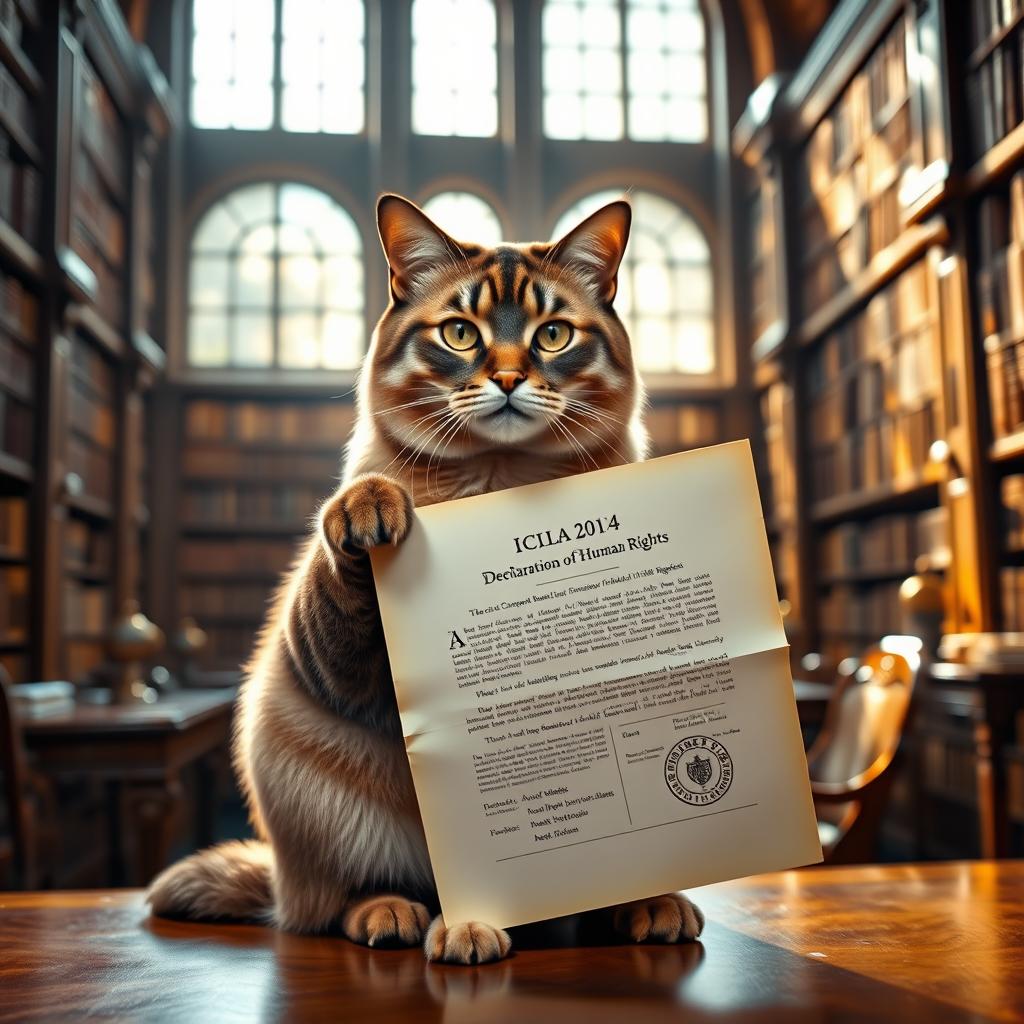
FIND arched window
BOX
[552,189,713,374]
[412,0,498,136]
[190,0,365,133]
[543,0,707,142]
[188,182,364,370]
[421,191,504,245]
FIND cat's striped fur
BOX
[147,194,704,964]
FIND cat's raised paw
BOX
[342,894,431,948]
[322,474,414,553]
[424,916,512,965]
[613,892,705,944]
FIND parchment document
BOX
[370,440,822,928]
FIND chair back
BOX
[808,646,915,788]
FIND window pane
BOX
[412,0,498,137]
[190,0,274,129]
[233,312,274,366]
[421,192,503,246]
[281,0,365,134]
[543,0,623,140]
[189,312,229,366]
[188,183,364,370]
[624,0,708,142]
[551,189,714,374]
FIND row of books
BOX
[180,539,296,577]
[0,328,32,402]
[67,432,113,504]
[0,267,37,340]
[66,637,104,683]
[921,732,980,806]
[1000,567,1024,630]
[971,0,1024,51]
[0,63,35,144]
[74,155,126,270]
[0,136,41,247]
[182,483,325,528]
[804,14,908,186]
[761,381,796,522]
[818,507,950,579]
[201,625,257,668]
[70,225,126,331]
[63,580,108,635]
[185,400,356,446]
[810,403,938,502]
[819,579,903,637]
[69,334,115,402]
[977,175,1024,342]
[808,261,932,385]
[0,563,28,641]
[183,448,340,482]
[0,389,31,464]
[69,373,116,450]
[966,18,1024,160]
[181,582,275,621]
[988,341,1024,441]
[809,329,940,444]
[65,518,112,573]
[1003,475,1024,550]
[802,177,906,311]
[645,404,721,455]
[0,494,26,555]
[78,57,127,203]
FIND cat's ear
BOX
[377,194,463,300]
[549,200,631,302]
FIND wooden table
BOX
[20,689,236,886]
[1,861,1021,1022]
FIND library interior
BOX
[2,1,1024,1020]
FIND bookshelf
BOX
[0,0,175,686]
[733,0,1024,856]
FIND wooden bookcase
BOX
[0,0,173,686]
[735,0,1024,856]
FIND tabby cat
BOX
[147,194,705,964]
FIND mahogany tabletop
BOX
[1,860,1021,1023]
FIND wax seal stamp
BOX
[664,735,733,806]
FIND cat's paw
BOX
[342,894,431,948]
[321,474,414,553]
[424,916,512,965]
[612,892,705,944]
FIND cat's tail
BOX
[146,840,274,922]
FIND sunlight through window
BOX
[543,0,707,142]
[552,190,713,373]
[412,0,498,136]
[189,183,364,370]
[421,192,504,245]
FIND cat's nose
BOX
[492,370,526,393]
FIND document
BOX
[370,440,822,929]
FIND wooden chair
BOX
[806,636,920,864]
[0,670,58,889]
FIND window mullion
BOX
[273,0,284,129]
[618,0,629,139]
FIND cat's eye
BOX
[534,321,573,352]
[440,319,480,351]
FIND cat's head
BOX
[363,194,641,463]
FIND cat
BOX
[147,194,705,964]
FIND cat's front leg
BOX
[611,892,705,944]
[342,894,432,948]
[321,473,414,554]
[424,916,512,965]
